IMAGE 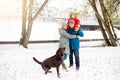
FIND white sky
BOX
[48,0,86,10]
[0,0,87,17]
[0,0,18,17]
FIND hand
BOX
[75,27,79,32]
[76,35,79,38]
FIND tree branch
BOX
[32,0,49,22]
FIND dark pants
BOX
[69,49,80,68]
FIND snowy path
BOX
[0,44,120,80]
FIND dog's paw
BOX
[58,76,61,78]
[57,73,61,78]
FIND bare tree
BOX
[99,0,117,46]
[22,0,33,48]
[20,0,27,45]
[88,0,119,46]
[20,0,49,48]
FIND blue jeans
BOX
[69,49,80,68]
[62,53,68,66]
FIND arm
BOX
[60,29,77,39]
[77,28,84,37]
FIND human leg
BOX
[69,50,74,67]
[62,53,68,66]
[73,49,80,69]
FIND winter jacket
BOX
[59,27,77,54]
[68,28,84,50]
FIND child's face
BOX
[69,23,74,28]
[70,13,75,18]
[71,14,75,18]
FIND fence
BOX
[0,38,120,44]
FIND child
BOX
[58,22,78,70]
[67,12,75,30]
[67,12,80,30]
[67,20,84,71]
[74,12,80,31]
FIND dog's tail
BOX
[33,57,42,64]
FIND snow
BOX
[0,44,120,80]
[0,21,120,80]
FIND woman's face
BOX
[64,26,67,29]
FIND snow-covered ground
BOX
[0,21,120,80]
[0,44,120,80]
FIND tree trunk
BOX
[20,0,27,45]
[88,0,111,46]
[109,16,120,45]
[22,0,49,48]
[95,14,111,46]
[23,0,33,48]
[99,0,117,46]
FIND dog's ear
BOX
[58,47,65,53]
[56,47,65,55]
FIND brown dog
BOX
[33,47,65,78]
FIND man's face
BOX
[69,23,74,28]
